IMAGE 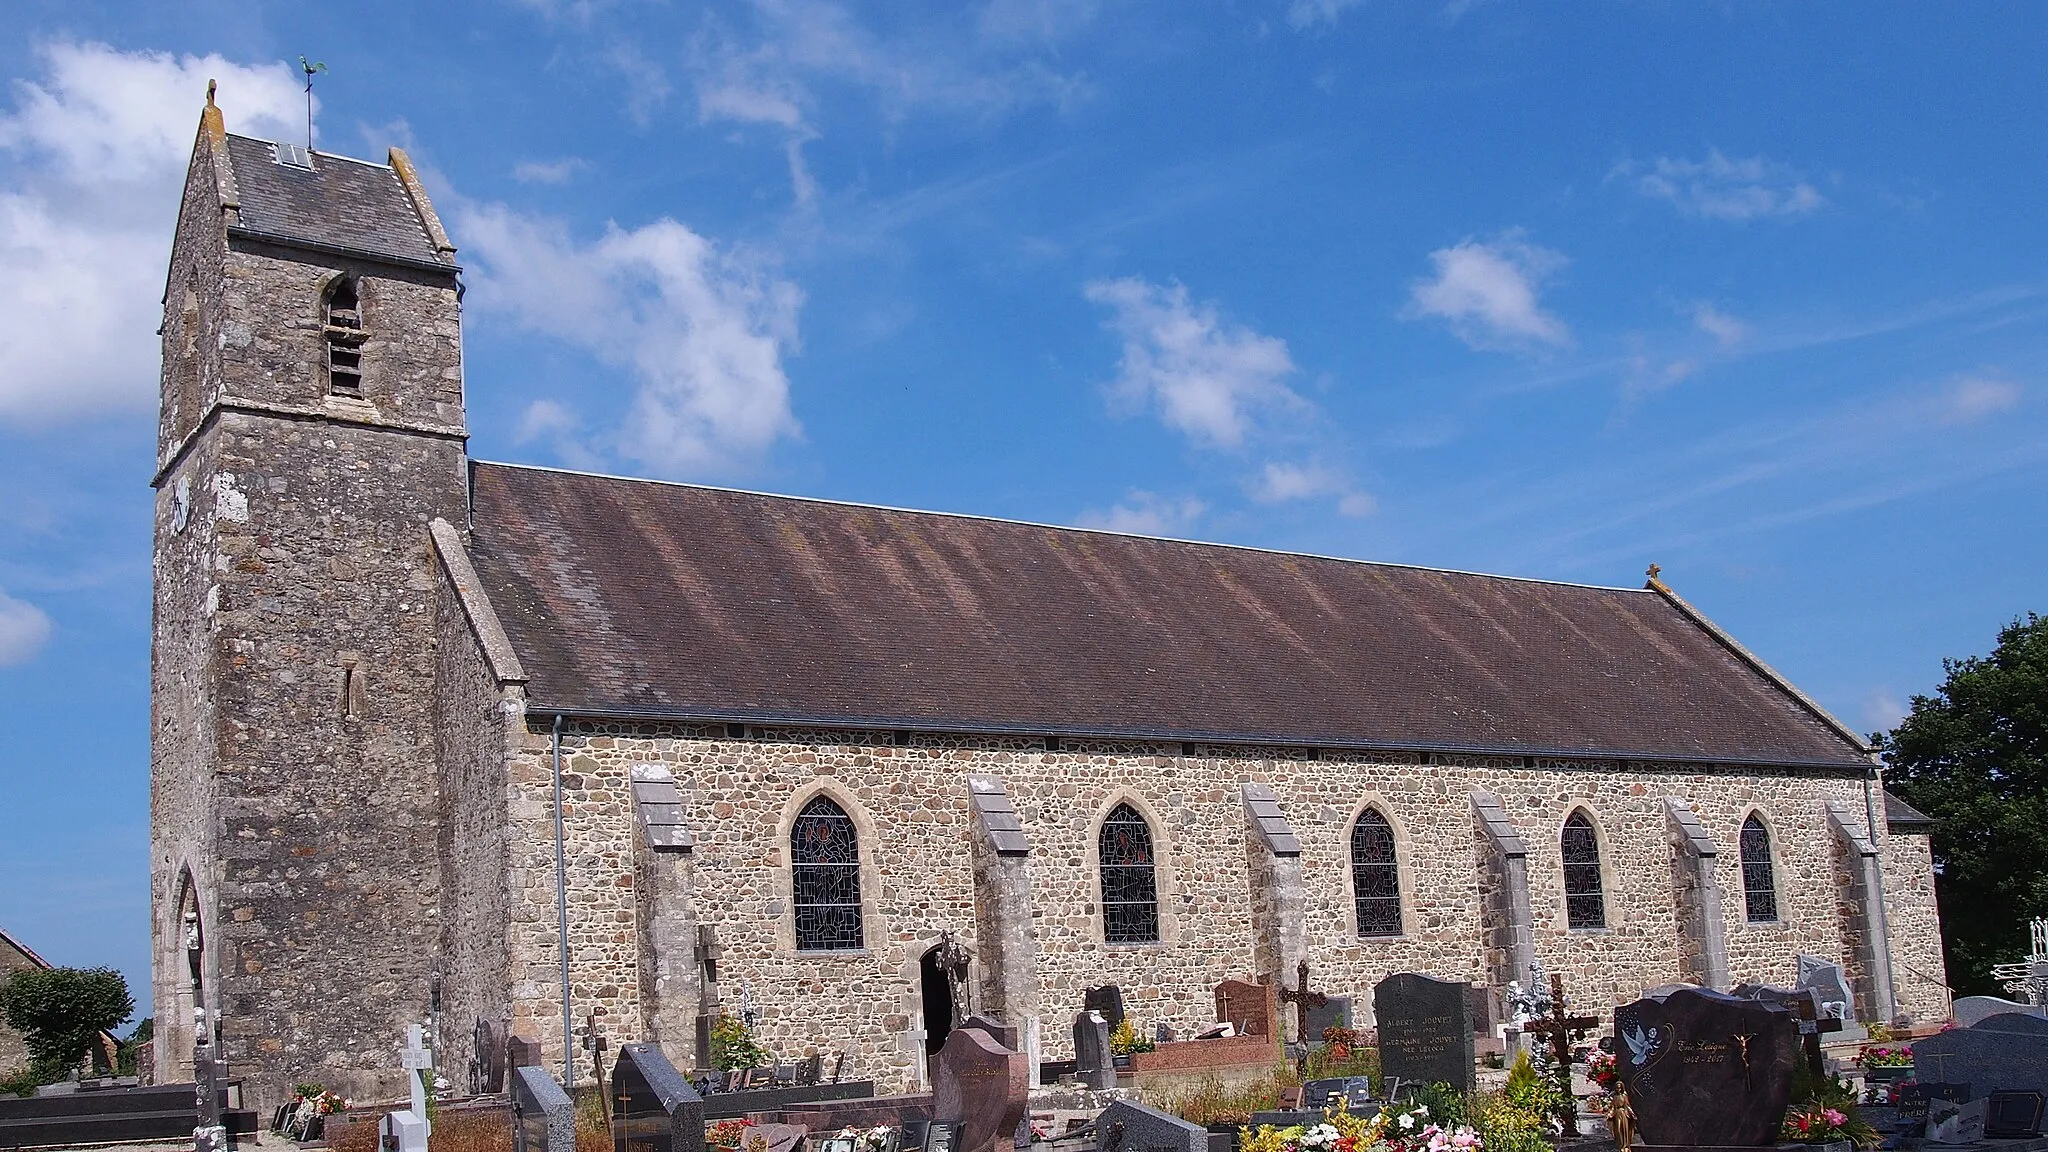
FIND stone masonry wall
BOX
[433,551,525,1086]
[497,725,1947,1094]
[151,208,469,1108]
[1882,831,1948,1022]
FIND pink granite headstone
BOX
[932,1028,1027,1152]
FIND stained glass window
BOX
[1099,803,1160,944]
[791,796,863,951]
[1740,814,1779,923]
[1561,810,1606,930]
[1351,808,1402,936]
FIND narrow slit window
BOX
[1561,809,1606,930]
[1350,807,1402,937]
[1740,814,1779,923]
[1099,802,1160,944]
[791,796,863,951]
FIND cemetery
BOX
[125,937,2048,1152]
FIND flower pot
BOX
[1863,1064,1913,1083]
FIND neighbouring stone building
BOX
[149,96,1947,1110]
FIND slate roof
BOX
[225,135,443,267]
[1885,791,1936,832]
[466,461,1874,769]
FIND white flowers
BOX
[1296,1124,1342,1150]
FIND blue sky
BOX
[1,2,2043,1018]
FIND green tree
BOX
[0,967,134,1084]
[1877,614,2048,996]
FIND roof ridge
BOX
[468,458,1647,594]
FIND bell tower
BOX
[149,87,468,1106]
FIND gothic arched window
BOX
[791,796,863,951]
[1099,802,1160,944]
[1561,809,1606,930]
[1740,814,1779,923]
[1351,807,1402,937]
[323,276,364,395]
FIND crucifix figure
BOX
[1276,960,1328,1079]
[1521,974,1599,1138]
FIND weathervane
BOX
[298,55,327,152]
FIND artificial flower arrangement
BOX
[288,1084,348,1116]
[1321,1027,1362,1061]
[709,1119,756,1151]
[1239,1100,1483,1152]
[1856,1043,1912,1069]
[1583,1049,1619,1116]
[834,1124,897,1152]
[1780,1104,1856,1145]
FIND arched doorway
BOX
[167,870,204,1081]
[918,946,954,1059]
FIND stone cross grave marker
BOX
[1213,979,1279,1038]
[1085,986,1125,1030]
[933,1025,1029,1152]
[1613,986,1799,1148]
[1094,1099,1208,1152]
[1073,1010,1114,1090]
[512,1065,576,1152]
[1373,972,1474,1094]
[611,1042,706,1152]
[1520,974,1598,1137]
[381,1023,433,1152]
[1278,961,1329,1078]
[1908,1012,2048,1106]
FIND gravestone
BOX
[474,1019,509,1095]
[1954,995,2046,1028]
[960,1015,1019,1051]
[1928,1097,1989,1144]
[381,1023,434,1152]
[1299,1077,1374,1112]
[1085,986,1126,1030]
[512,1066,576,1152]
[932,1026,1028,1152]
[1986,1090,2046,1138]
[1907,1012,2048,1104]
[1612,986,1799,1147]
[1373,973,1474,1093]
[1794,954,1863,1040]
[510,1035,543,1069]
[1073,1011,1114,1091]
[1213,980,1279,1038]
[1464,986,1500,1038]
[1304,997,1351,1041]
[1094,1100,1207,1152]
[611,1043,707,1152]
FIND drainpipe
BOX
[554,714,574,1089]
[1864,761,1900,1022]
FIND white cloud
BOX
[1693,303,1749,349]
[0,42,301,425]
[1288,0,1363,28]
[1859,689,1907,735]
[1615,151,1825,222]
[1405,234,1571,351]
[1084,276,1304,449]
[458,204,803,476]
[0,585,52,666]
[687,0,1091,205]
[1248,461,1374,516]
[1074,491,1206,536]
[1935,376,2022,425]
[513,158,586,184]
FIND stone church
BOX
[148,96,1946,1109]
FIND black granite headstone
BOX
[1372,973,1474,1093]
[513,1066,576,1152]
[1095,1100,1208,1152]
[1084,986,1126,1030]
[1909,1012,2048,1105]
[1303,997,1352,1041]
[1299,1077,1373,1112]
[611,1043,707,1152]
[1612,987,1799,1148]
[1986,1090,2046,1138]
[1073,1011,1114,1091]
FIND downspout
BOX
[554,714,573,1088]
[1864,760,1900,1022]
